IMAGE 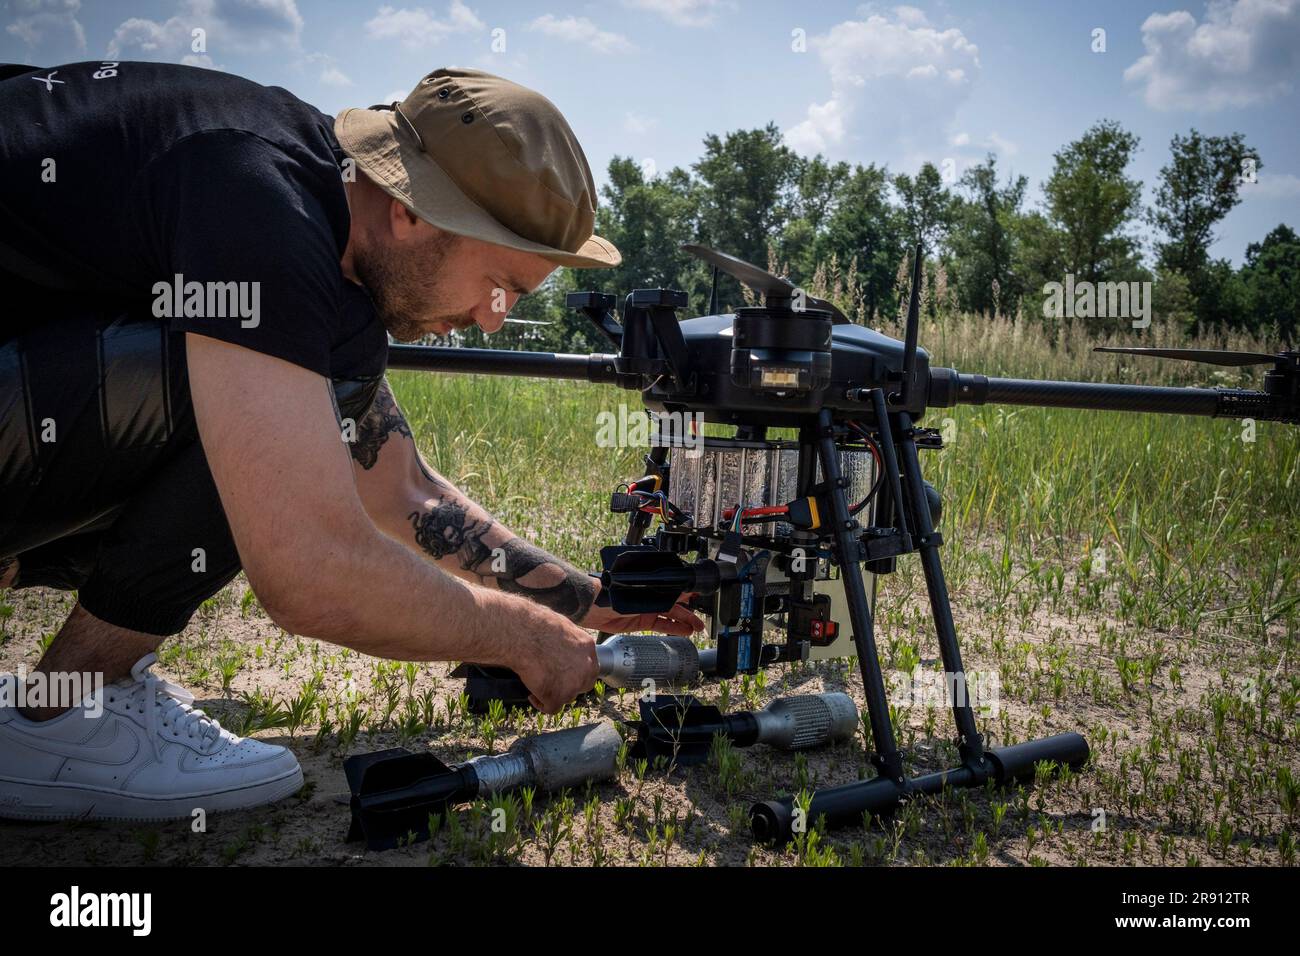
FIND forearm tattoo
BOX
[406,505,597,621]
[349,380,412,470]
[353,381,596,621]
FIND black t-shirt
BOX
[0,60,386,381]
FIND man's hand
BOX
[579,589,705,637]
[502,600,600,713]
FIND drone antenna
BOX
[895,241,924,406]
[708,264,720,315]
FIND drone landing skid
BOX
[749,398,1090,843]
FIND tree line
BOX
[456,120,1297,352]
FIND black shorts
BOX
[1,289,243,635]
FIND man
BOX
[0,61,700,821]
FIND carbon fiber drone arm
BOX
[928,369,1299,425]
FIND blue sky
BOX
[4,0,1298,264]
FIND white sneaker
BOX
[0,653,302,821]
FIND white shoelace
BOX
[117,654,224,761]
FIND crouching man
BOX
[0,61,698,821]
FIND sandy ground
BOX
[0,558,1294,867]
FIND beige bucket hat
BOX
[335,67,620,269]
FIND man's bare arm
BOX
[349,379,598,622]
[186,336,597,710]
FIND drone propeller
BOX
[681,244,850,325]
[1093,346,1287,367]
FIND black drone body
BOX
[638,312,930,426]
[387,243,1297,844]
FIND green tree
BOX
[893,162,956,254]
[1239,224,1300,342]
[1011,209,1066,330]
[780,155,851,281]
[1150,130,1261,330]
[1044,119,1143,282]
[596,157,698,301]
[692,123,800,309]
[1151,130,1261,277]
[948,155,1028,317]
[815,163,902,323]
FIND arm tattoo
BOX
[350,380,411,469]
[407,503,597,622]
[358,379,597,621]
[489,538,599,622]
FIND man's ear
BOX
[387,197,425,241]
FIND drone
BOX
[387,242,1298,844]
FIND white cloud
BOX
[303,51,352,87]
[1125,0,1300,110]
[1241,171,1300,199]
[529,14,634,54]
[985,131,1018,157]
[108,0,303,60]
[623,111,658,134]
[621,0,730,28]
[319,65,351,86]
[785,8,980,162]
[5,0,85,52]
[947,129,1017,158]
[893,5,928,27]
[181,53,221,70]
[364,1,483,48]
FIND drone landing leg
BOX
[891,407,985,769]
[750,401,1091,844]
[811,408,903,785]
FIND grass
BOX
[0,310,1295,867]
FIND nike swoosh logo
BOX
[3,717,142,765]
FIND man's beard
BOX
[353,232,472,342]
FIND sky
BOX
[3,0,1298,265]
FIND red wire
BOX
[720,505,789,521]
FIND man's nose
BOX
[477,292,518,334]
[477,308,507,334]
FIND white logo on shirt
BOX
[32,70,64,92]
